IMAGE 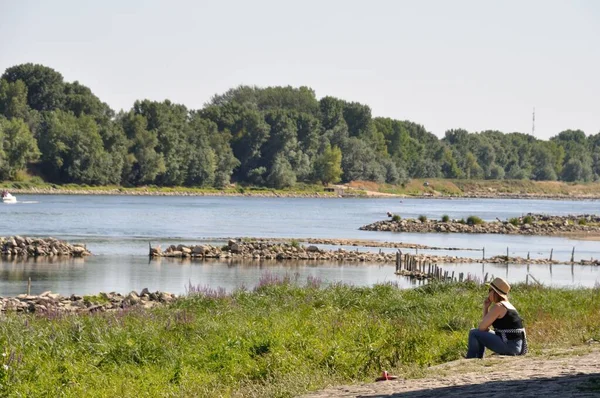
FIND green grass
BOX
[1,282,599,397]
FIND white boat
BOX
[2,191,16,203]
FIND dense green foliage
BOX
[1,281,599,397]
[1,63,600,187]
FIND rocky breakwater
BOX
[150,239,396,262]
[0,289,176,314]
[0,236,91,257]
[360,214,600,237]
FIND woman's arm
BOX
[478,304,507,331]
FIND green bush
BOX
[508,217,520,226]
[290,239,300,249]
[418,215,427,223]
[458,218,466,224]
[441,214,450,223]
[466,215,484,226]
[392,214,401,222]
[578,218,587,225]
[522,215,533,224]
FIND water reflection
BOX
[0,254,597,298]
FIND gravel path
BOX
[301,348,600,397]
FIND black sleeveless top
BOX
[492,302,524,339]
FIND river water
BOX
[0,195,599,295]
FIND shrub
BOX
[418,215,428,223]
[290,239,300,249]
[466,215,484,226]
[578,218,587,225]
[391,214,401,222]
[29,176,45,185]
[458,218,466,224]
[441,214,450,223]
[522,215,533,224]
[508,217,520,226]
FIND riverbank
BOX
[1,282,598,397]
[3,178,600,199]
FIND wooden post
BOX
[451,271,455,281]
[571,247,575,263]
[395,251,401,273]
[527,252,530,260]
[483,272,488,283]
[27,277,31,296]
[549,248,553,261]
[526,274,529,285]
[149,242,152,256]
[506,247,509,262]
[482,247,485,260]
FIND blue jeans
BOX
[466,329,523,358]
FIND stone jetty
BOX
[360,214,600,237]
[0,236,91,257]
[150,239,394,262]
[149,240,597,265]
[0,289,176,314]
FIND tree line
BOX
[0,63,599,188]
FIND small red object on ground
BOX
[375,370,398,381]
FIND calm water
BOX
[0,195,599,295]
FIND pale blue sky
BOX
[1,0,598,139]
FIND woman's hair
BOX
[490,290,506,302]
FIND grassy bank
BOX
[3,178,600,198]
[1,280,599,397]
[0,181,340,197]
[350,179,600,197]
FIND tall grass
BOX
[1,281,599,397]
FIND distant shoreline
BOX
[4,186,600,200]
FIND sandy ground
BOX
[301,348,600,397]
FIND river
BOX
[0,195,599,295]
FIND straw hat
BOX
[488,277,510,300]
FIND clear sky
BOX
[1,0,598,139]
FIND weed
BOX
[392,214,401,222]
[441,214,450,223]
[522,215,533,224]
[508,217,520,226]
[466,215,484,226]
[418,215,427,223]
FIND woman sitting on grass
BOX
[466,277,528,358]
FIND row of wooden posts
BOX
[395,251,483,282]
[412,246,578,263]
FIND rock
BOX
[192,245,206,255]
[306,245,320,252]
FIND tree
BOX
[0,79,29,120]
[38,111,114,184]
[0,118,40,179]
[313,144,342,185]
[562,158,592,182]
[464,152,483,179]
[120,113,165,185]
[267,154,296,188]
[2,63,65,111]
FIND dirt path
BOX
[301,348,600,397]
